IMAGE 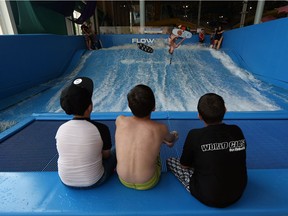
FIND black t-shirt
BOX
[180,123,247,207]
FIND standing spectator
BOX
[213,26,224,49]
[81,23,95,50]
[198,28,205,44]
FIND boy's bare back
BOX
[115,115,169,184]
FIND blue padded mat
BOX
[0,121,62,171]
[0,118,288,171]
[0,170,288,216]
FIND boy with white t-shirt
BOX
[56,77,116,188]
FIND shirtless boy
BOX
[115,84,178,190]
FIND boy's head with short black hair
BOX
[60,77,93,116]
[127,84,155,118]
[197,93,226,124]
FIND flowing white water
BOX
[48,44,283,112]
[1,43,288,132]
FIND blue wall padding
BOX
[222,18,288,88]
[99,33,209,48]
[0,35,86,101]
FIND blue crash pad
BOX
[0,169,288,216]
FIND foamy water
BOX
[1,43,288,132]
[48,43,285,112]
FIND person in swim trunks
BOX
[119,156,162,190]
[115,84,178,190]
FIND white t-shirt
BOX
[55,119,104,187]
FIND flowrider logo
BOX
[132,38,155,44]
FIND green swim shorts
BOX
[119,157,161,190]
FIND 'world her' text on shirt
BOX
[201,139,246,152]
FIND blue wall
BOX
[222,18,288,89]
[99,33,207,48]
[0,35,85,102]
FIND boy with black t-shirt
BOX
[167,93,247,208]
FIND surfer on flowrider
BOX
[168,33,186,55]
[168,27,192,55]
[168,27,192,64]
